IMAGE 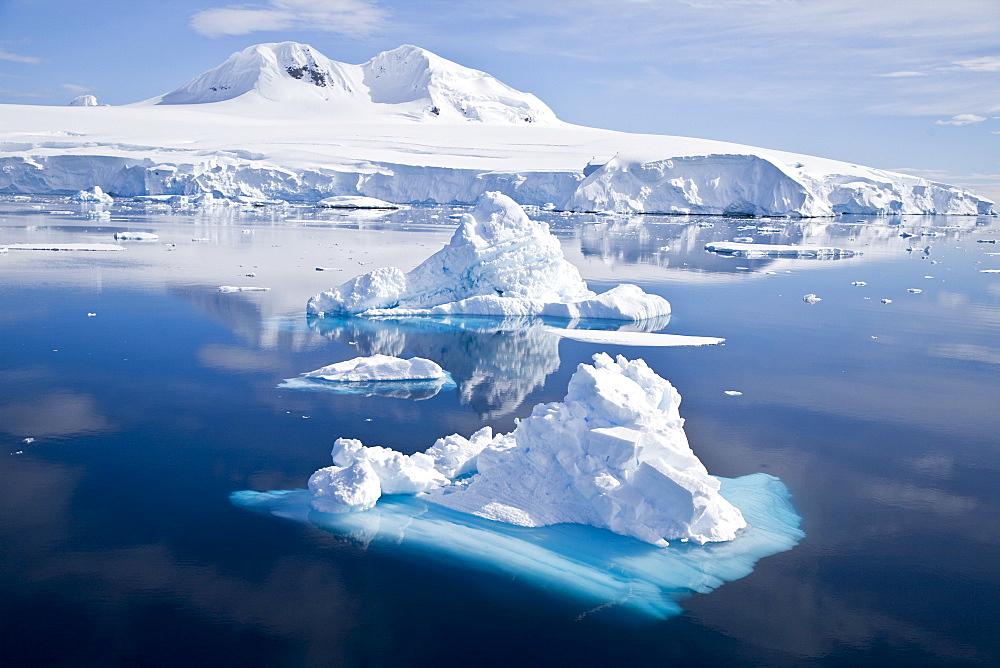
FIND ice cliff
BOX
[309,353,748,546]
[307,192,672,320]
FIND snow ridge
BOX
[155,41,555,124]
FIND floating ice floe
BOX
[307,353,750,547]
[316,195,403,210]
[881,298,892,304]
[907,288,923,293]
[218,286,270,292]
[724,390,743,396]
[279,354,457,400]
[705,242,860,258]
[307,192,671,322]
[802,293,822,304]
[851,281,867,286]
[980,269,1000,274]
[113,232,159,241]
[1,243,125,251]
[543,327,723,347]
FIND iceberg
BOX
[308,353,749,547]
[279,354,456,400]
[232,472,802,621]
[307,192,672,321]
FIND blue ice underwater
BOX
[231,473,803,622]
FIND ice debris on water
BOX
[705,242,859,259]
[309,354,748,546]
[23,438,34,444]
[219,286,270,292]
[851,281,867,286]
[802,293,821,304]
[308,192,671,322]
[907,288,922,293]
[114,232,159,241]
[86,312,96,317]
[881,298,892,304]
[724,390,743,396]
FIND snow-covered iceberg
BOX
[71,186,112,204]
[232,473,803,621]
[307,192,672,321]
[279,354,456,400]
[308,353,749,546]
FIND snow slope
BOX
[0,42,991,216]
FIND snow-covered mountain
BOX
[153,42,556,124]
[0,42,992,216]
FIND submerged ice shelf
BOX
[232,474,803,621]
[307,192,673,322]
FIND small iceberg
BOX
[705,241,859,258]
[315,195,403,209]
[71,186,113,204]
[307,192,671,322]
[279,355,456,400]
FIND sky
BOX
[1,0,998,201]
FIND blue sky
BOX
[1,0,997,201]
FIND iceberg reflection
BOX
[231,472,803,621]
[306,313,697,417]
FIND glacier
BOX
[307,192,673,321]
[307,353,751,547]
[0,41,991,217]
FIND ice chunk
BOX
[69,94,99,107]
[881,298,893,304]
[307,192,671,322]
[232,472,803,621]
[851,281,868,286]
[802,293,821,304]
[724,390,743,396]
[312,354,749,546]
[308,460,381,513]
[71,186,113,204]
[907,288,923,293]
[218,286,270,292]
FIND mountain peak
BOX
[155,42,558,125]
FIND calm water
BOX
[1,198,998,666]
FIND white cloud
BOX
[877,71,926,78]
[946,55,1000,72]
[190,0,386,38]
[935,114,987,125]
[0,47,40,64]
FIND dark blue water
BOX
[2,200,999,665]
